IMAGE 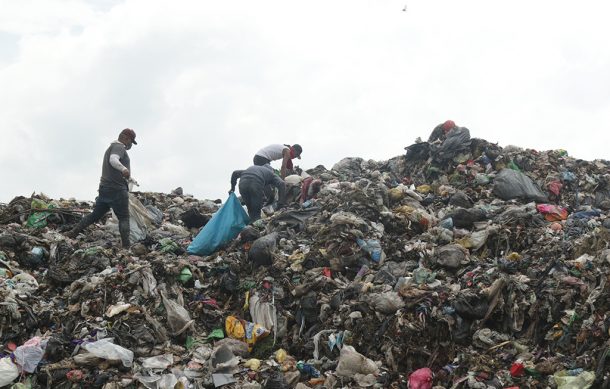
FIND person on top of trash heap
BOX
[253,144,302,179]
[427,120,457,143]
[230,165,286,222]
[66,128,138,248]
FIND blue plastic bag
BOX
[187,193,249,256]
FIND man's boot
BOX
[118,219,130,249]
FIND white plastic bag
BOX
[0,357,19,386]
[13,336,44,373]
[83,338,134,367]
[161,291,194,335]
[133,373,178,389]
[141,354,174,369]
[335,345,379,377]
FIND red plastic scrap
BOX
[510,362,525,377]
[408,367,433,389]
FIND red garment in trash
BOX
[547,180,563,196]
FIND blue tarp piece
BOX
[187,193,249,256]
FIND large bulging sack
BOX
[187,193,249,256]
[492,169,548,202]
[248,232,278,266]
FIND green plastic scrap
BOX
[413,267,436,285]
[239,280,257,291]
[507,160,521,171]
[178,267,193,283]
[159,238,179,253]
[207,328,225,341]
[26,199,55,228]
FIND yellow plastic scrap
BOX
[244,358,262,371]
[275,348,287,363]
[388,187,405,202]
[243,291,250,310]
[394,205,415,217]
[506,252,522,261]
[225,315,270,351]
[416,185,431,194]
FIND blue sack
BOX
[187,193,249,256]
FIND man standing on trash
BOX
[67,129,138,248]
[230,165,287,222]
[253,144,302,178]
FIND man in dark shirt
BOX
[230,165,286,222]
[67,129,138,248]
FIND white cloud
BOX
[1,0,609,203]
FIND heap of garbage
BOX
[1,126,610,388]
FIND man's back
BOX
[100,142,130,189]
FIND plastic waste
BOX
[244,358,262,371]
[13,336,45,373]
[225,316,270,352]
[248,232,278,267]
[160,291,195,335]
[335,345,379,377]
[297,361,320,377]
[408,367,433,389]
[178,267,193,283]
[26,198,54,228]
[83,338,134,367]
[492,169,548,202]
[133,372,179,389]
[553,370,595,389]
[357,238,382,262]
[187,193,249,256]
[536,204,568,221]
[141,354,174,369]
[0,357,19,386]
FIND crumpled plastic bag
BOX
[335,345,379,377]
[249,292,277,331]
[492,169,548,202]
[248,232,278,267]
[107,194,154,242]
[83,338,134,367]
[161,291,195,335]
[408,367,433,389]
[0,357,19,386]
[133,372,179,389]
[366,291,406,314]
[141,354,174,369]
[13,336,45,373]
[536,204,569,221]
[553,370,595,389]
[225,315,270,352]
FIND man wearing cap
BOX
[253,144,302,179]
[67,128,138,248]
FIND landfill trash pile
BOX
[1,128,610,388]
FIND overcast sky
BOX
[1,0,609,203]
